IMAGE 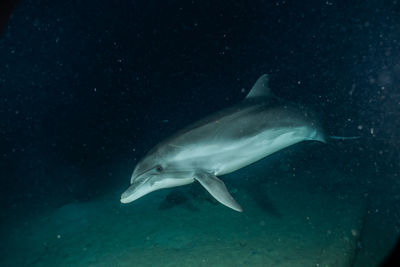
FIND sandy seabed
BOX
[1,166,368,267]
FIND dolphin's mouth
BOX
[120,184,137,203]
[120,176,153,204]
[120,183,142,203]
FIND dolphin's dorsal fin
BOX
[246,74,272,99]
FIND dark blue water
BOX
[1,1,399,266]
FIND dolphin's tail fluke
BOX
[328,135,360,140]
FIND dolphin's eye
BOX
[156,165,163,172]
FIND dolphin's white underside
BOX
[169,126,320,176]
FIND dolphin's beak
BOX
[120,184,136,203]
[120,178,153,204]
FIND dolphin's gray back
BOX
[164,98,322,148]
[147,97,325,175]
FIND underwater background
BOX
[1,0,400,266]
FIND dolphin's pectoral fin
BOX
[194,172,243,212]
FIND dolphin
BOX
[120,74,327,212]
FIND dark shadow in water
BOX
[251,190,282,218]
[158,182,223,211]
[158,188,199,211]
